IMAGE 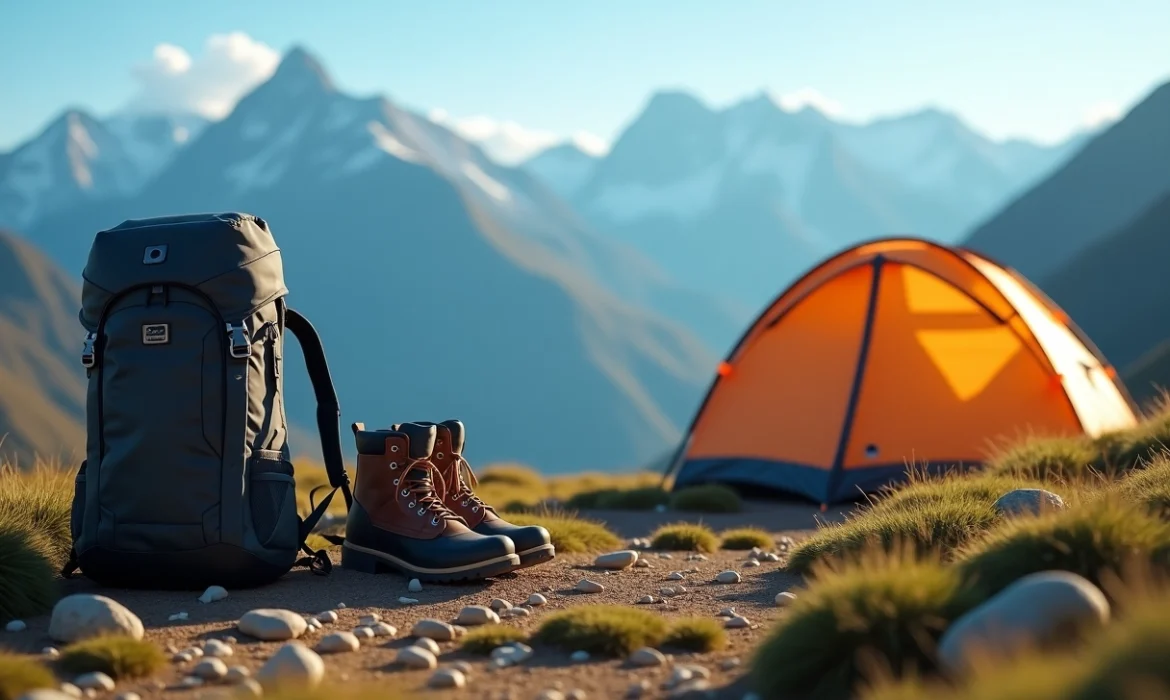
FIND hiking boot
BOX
[340,421,520,582]
[422,419,555,569]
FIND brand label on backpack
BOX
[142,323,170,345]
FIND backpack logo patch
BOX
[142,323,170,345]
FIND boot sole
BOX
[514,544,556,570]
[340,541,520,582]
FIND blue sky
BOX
[2,0,1168,156]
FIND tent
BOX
[664,238,1140,505]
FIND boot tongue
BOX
[396,422,437,461]
[440,420,466,454]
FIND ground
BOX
[1,503,845,700]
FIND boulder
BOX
[993,489,1066,517]
[49,595,144,643]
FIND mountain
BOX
[0,229,86,466]
[522,142,600,200]
[1042,192,1170,398]
[24,47,721,472]
[964,80,1170,280]
[0,109,206,231]
[564,90,1077,311]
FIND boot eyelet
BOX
[393,478,399,485]
[431,517,440,526]
[401,489,409,496]
[437,452,444,459]
[390,445,399,452]
[472,506,480,512]
[461,500,468,506]
[408,501,416,509]
[417,507,426,516]
[389,462,397,469]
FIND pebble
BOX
[60,684,82,698]
[763,552,782,562]
[358,613,381,626]
[668,679,712,696]
[716,570,741,584]
[178,677,203,689]
[428,667,466,689]
[725,616,751,629]
[743,560,760,568]
[197,585,228,604]
[629,647,667,667]
[667,572,685,581]
[507,607,531,618]
[490,598,513,612]
[238,609,308,641]
[570,650,590,662]
[536,691,565,700]
[408,578,423,592]
[634,560,652,569]
[73,673,115,692]
[637,595,656,604]
[192,658,228,681]
[993,488,1066,517]
[305,617,322,631]
[398,597,419,605]
[660,587,678,597]
[224,666,251,683]
[775,592,797,607]
[183,646,204,659]
[397,645,437,669]
[317,631,360,653]
[203,639,233,657]
[255,642,325,690]
[172,652,193,664]
[455,605,500,625]
[337,603,347,608]
[576,579,605,594]
[236,679,263,697]
[49,594,145,643]
[721,657,741,670]
[718,607,736,617]
[657,553,673,559]
[167,612,188,622]
[372,622,397,637]
[449,660,473,674]
[688,554,708,561]
[5,620,27,632]
[352,626,375,640]
[414,637,442,655]
[113,693,141,700]
[413,618,457,641]
[626,679,651,698]
[594,550,639,570]
[315,610,338,623]
[42,647,60,658]
[528,593,548,606]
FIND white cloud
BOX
[1081,101,1122,129]
[427,109,609,164]
[126,32,280,118]
[771,87,845,118]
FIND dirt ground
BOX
[3,502,851,700]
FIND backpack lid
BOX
[81,212,289,327]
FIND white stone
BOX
[743,560,760,568]
[238,609,307,641]
[716,570,741,584]
[59,684,82,698]
[725,616,750,629]
[536,691,565,700]
[594,550,639,570]
[508,607,531,618]
[993,489,1066,517]
[570,650,590,662]
[938,570,1110,673]
[202,639,233,658]
[414,637,442,655]
[317,631,360,653]
[635,559,652,568]
[167,612,188,622]
[224,666,251,683]
[398,597,419,605]
[236,679,263,697]
[352,626,375,640]
[372,622,397,637]
[775,592,797,607]
[358,613,381,625]
[315,610,338,623]
[42,647,59,658]
[5,619,27,632]
[763,552,782,562]
[490,598,513,612]
[173,652,193,664]
[397,645,437,669]
[73,673,115,692]
[198,585,228,604]
[305,617,322,631]
[192,658,228,680]
[255,642,325,691]
[408,578,423,592]
[576,579,605,594]
[49,594,144,643]
[428,668,466,688]
[629,647,666,667]
[412,618,456,641]
[527,593,548,606]
[657,553,673,559]
[183,646,204,659]
[718,607,736,617]
[455,605,499,625]
[637,595,656,604]
[177,677,202,689]
[660,587,677,597]
[667,572,685,581]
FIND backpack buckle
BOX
[81,332,97,368]
[227,323,251,359]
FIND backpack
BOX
[63,212,352,590]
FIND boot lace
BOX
[395,459,462,526]
[447,454,492,514]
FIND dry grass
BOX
[459,624,530,654]
[58,635,166,680]
[498,506,621,553]
[649,522,719,552]
[668,484,743,513]
[0,460,74,569]
[534,604,669,657]
[719,527,774,551]
[662,617,727,652]
[0,653,57,700]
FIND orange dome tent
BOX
[665,238,1140,505]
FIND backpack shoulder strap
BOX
[284,306,352,573]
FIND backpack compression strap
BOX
[285,307,353,574]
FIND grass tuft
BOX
[662,617,727,652]
[499,505,621,553]
[751,548,980,700]
[955,497,1170,598]
[1115,453,1170,519]
[0,462,74,569]
[867,469,1060,516]
[0,653,57,700]
[720,527,773,551]
[565,486,669,511]
[650,522,719,552]
[459,625,529,654]
[0,526,59,622]
[477,464,546,490]
[58,635,166,680]
[786,501,998,574]
[534,605,669,657]
[668,484,742,513]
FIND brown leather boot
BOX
[423,419,555,569]
[340,421,519,582]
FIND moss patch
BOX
[662,617,727,652]
[720,527,774,551]
[650,523,719,552]
[669,484,742,513]
[459,625,529,654]
[0,653,57,700]
[534,605,669,657]
[58,635,166,680]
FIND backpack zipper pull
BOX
[227,322,251,359]
[81,332,97,368]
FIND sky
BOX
[2,0,1168,161]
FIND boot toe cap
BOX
[476,520,551,553]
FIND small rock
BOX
[743,560,760,568]
[73,673,115,692]
[634,560,652,569]
[716,570,741,584]
[352,626,375,640]
[412,618,457,641]
[167,612,189,622]
[49,594,145,643]
[358,613,381,626]
[203,639,233,658]
[665,666,694,688]
[314,610,337,624]
[177,677,203,689]
[449,660,473,674]
[59,685,82,698]
[763,552,782,562]
[668,679,712,697]
[42,647,59,658]
[172,652,193,664]
[629,647,666,667]
[337,603,346,608]
[717,607,736,617]
[993,488,1066,517]
[667,572,685,581]
[490,598,513,612]
[536,691,564,700]
[224,666,251,683]
[674,585,688,594]
[198,585,229,604]
[657,553,673,559]
[721,657,741,670]
[528,593,548,606]
[660,587,677,597]
[775,592,797,607]
[183,646,204,659]
[576,579,605,594]
[192,658,228,681]
[428,668,466,689]
[236,679,263,697]
[414,637,442,655]
[305,617,322,630]
[238,609,308,641]
[397,645,437,669]
[570,650,590,662]
[255,642,325,691]
[113,693,140,700]
[455,605,500,625]
[5,620,26,632]
[371,622,397,637]
[725,615,751,629]
[317,631,361,653]
[626,679,651,698]
[398,597,419,605]
[508,607,531,618]
[594,550,639,570]
[636,595,656,604]
[408,578,423,592]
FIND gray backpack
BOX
[64,212,352,589]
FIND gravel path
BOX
[3,502,837,700]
